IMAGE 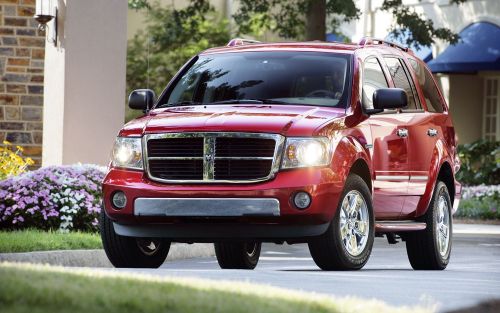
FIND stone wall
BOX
[0,0,44,167]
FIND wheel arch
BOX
[416,139,456,217]
[331,135,374,195]
[349,158,372,194]
[437,161,455,206]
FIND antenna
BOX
[146,4,150,90]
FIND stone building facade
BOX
[0,0,44,167]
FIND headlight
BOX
[281,137,331,169]
[112,137,143,170]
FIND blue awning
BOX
[385,31,433,63]
[428,22,500,73]
[326,33,348,43]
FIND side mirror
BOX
[128,89,156,111]
[372,88,407,111]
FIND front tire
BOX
[214,242,261,269]
[405,181,452,270]
[100,210,170,268]
[308,174,375,270]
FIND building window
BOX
[483,78,499,141]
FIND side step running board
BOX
[375,221,427,232]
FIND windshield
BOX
[159,51,352,108]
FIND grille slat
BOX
[147,137,203,158]
[146,134,280,182]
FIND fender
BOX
[415,138,454,217]
[330,134,373,195]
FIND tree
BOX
[130,0,466,48]
[126,1,230,121]
[234,0,466,47]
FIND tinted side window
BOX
[384,57,417,110]
[362,58,389,110]
[409,59,444,113]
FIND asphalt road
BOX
[116,229,500,312]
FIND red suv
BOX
[101,38,461,271]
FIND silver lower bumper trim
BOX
[134,198,280,217]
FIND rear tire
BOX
[308,174,374,270]
[214,242,261,269]
[100,210,170,268]
[406,181,452,270]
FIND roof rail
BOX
[226,38,261,47]
[358,37,412,53]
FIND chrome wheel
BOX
[136,239,161,256]
[339,190,369,257]
[436,195,451,257]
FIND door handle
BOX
[397,128,408,138]
[427,128,438,137]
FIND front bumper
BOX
[134,197,280,217]
[103,167,344,240]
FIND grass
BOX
[0,262,433,313]
[0,230,102,253]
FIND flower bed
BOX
[0,165,105,232]
[456,185,500,220]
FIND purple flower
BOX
[0,164,105,231]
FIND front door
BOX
[362,57,409,219]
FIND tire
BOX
[405,181,452,270]
[308,174,375,270]
[214,242,261,269]
[100,209,170,268]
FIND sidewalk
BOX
[453,223,500,235]
[0,243,215,267]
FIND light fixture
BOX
[34,0,55,31]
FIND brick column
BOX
[0,0,44,167]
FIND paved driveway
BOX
[117,225,500,312]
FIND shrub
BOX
[0,165,105,232]
[0,141,34,180]
[456,185,500,220]
[456,140,500,186]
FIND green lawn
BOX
[0,262,432,313]
[0,230,102,253]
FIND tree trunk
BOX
[305,0,326,41]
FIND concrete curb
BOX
[453,223,500,235]
[0,243,215,268]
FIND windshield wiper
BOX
[161,98,291,108]
[163,101,203,107]
[211,98,290,105]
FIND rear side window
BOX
[362,58,389,110]
[384,57,418,110]
[408,59,444,113]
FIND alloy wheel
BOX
[339,190,370,256]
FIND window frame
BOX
[406,57,447,114]
[483,77,500,141]
[361,56,390,112]
[382,55,424,113]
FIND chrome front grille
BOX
[144,133,285,183]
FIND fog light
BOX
[293,192,311,210]
[112,191,127,209]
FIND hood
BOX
[121,104,346,137]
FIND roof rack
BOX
[358,37,412,53]
[226,38,261,47]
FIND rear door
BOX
[400,58,449,216]
[363,56,408,219]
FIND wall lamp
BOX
[34,0,57,45]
